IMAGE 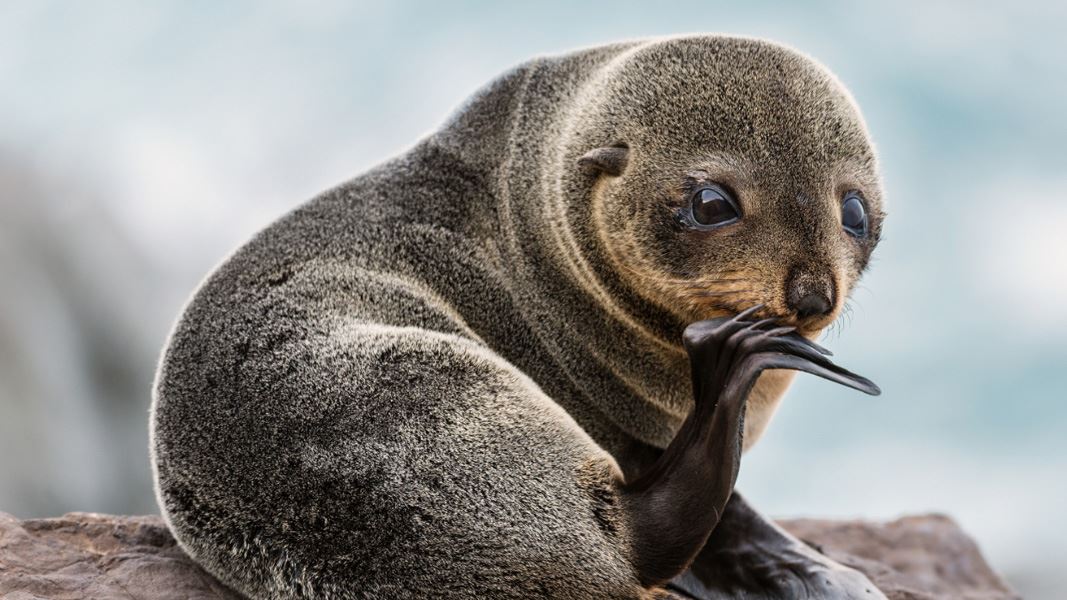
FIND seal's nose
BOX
[791,292,832,319]
[785,267,835,321]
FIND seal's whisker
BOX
[691,290,755,297]
[691,275,751,282]
[613,261,755,288]
[685,279,754,291]
[614,263,701,286]
[631,273,755,287]
[685,279,751,288]
[826,300,856,340]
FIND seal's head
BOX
[458,34,887,445]
[568,36,884,336]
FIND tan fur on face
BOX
[593,155,875,332]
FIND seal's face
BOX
[578,37,885,337]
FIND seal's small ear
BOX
[578,146,629,177]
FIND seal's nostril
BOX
[793,293,832,319]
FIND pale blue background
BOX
[1,1,1064,597]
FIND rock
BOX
[0,511,1017,599]
[0,511,241,600]
[779,515,1020,600]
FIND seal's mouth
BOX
[782,309,839,336]
[690,298,838,339]
[648,270,846,343]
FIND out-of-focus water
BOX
[1,1,1064,597]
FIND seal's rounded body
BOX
[152,35,884,599]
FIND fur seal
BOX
[151,34,886,599]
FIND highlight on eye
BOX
[686,184,742,229]
[841,191,868,238]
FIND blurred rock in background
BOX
[0,154,161,516]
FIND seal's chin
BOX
[778,314,837,340]
[796,323,832,343]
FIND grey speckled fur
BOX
[151,35,883,599]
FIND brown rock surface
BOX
[0,511,1017,599]
[779,515,1019,600]
[0,511,241,600]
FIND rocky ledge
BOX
[0,511,1017,599]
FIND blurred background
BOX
[1,0,1064,596]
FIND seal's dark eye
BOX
[690,185,741,228]
[841,192,868,238]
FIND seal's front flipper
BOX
[620,308,884,592]
[619,308,882,589]
[666,493,887,600]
